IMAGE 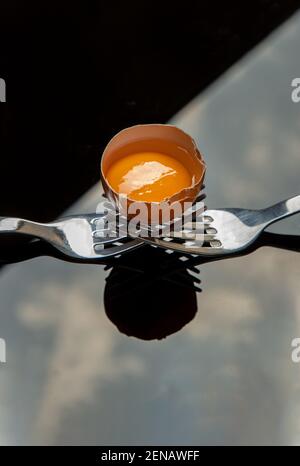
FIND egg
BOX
[106,151,192,203]
[101,124,206,223]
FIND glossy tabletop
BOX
[1,12,300,445]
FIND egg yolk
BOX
[106,152,192,202]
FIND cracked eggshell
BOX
[100,124,206,222]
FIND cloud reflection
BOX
[18,276,144,444]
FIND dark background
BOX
[0,0,299,221]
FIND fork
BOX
[0,199,205,261]
[0,198,205,260]
[134,195,300,255]
[1,195,300,260]
[0,214,144,260]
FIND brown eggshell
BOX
[100,124,206,223]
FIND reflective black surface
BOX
[1,12,300,445]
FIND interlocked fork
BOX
[1,194,299,260]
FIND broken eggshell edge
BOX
[100,124,206,223]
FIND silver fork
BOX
[136,195,300,255]
[0,200,205,261]
[1,195,300,260]
[0,214,144,260]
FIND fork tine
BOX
[201,215,214,223]
[94,239,144,257]
[170,231,217,241]
[140,237,222,255]
[89,214,110,224]
[131,201,207,237]
[183,220,213,228]
[93,232,128,243]
[179,200,206,221]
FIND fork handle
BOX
[0,217,23,234]
[262,195,300,227]
[0,217,52,239]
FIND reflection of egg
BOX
[104,246,199,340]
[106,151,192,202]
[101,124,206,221]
